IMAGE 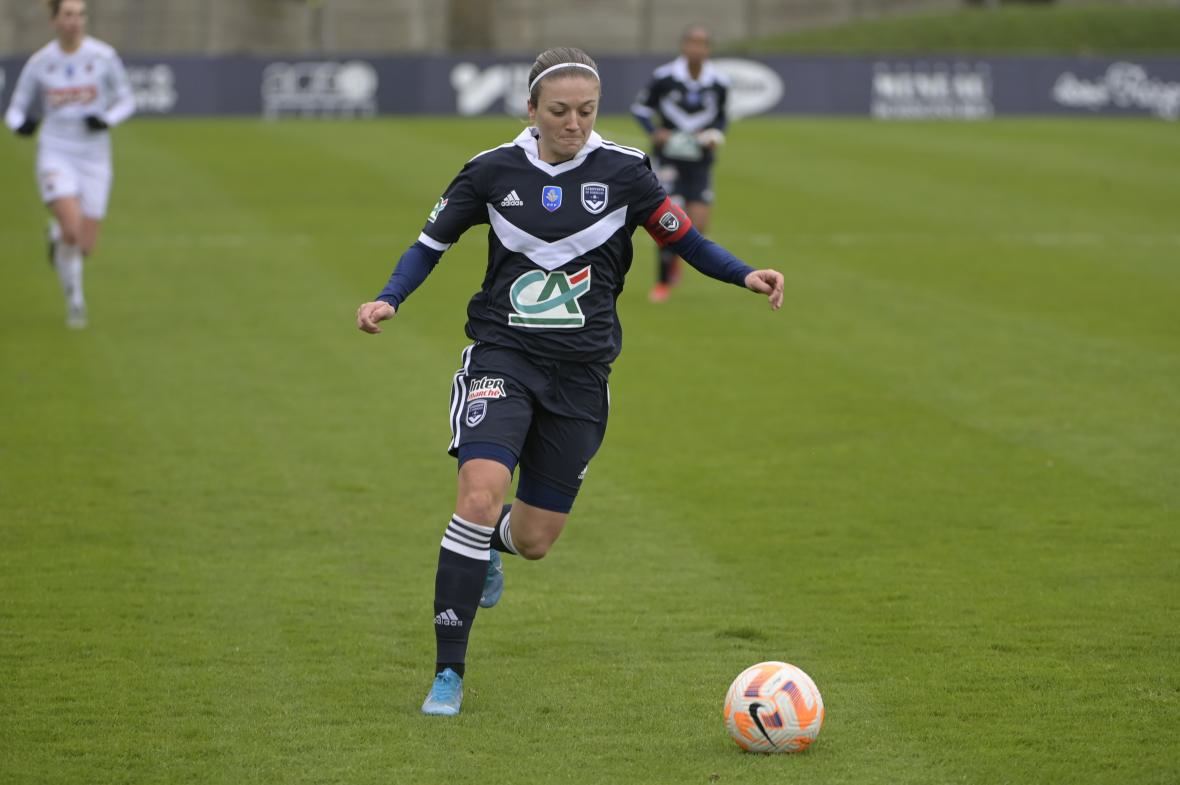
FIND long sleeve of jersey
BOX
[4,59,38,130]
[671,227,754,286]
[375,241,444,310]
[101,53,136,127]
[630,82,658,134]
[372,159,486,309]
[635,167,755,288]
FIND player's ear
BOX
[526,100,537,124]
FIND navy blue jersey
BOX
[631,56,730,165]
[418,128,674,365]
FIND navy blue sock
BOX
[437,662,465,678]
[658,247,677,283]
[433,515,493,675]
[489,504,517,554]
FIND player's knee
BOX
[60,225,81,247]
[507,508,566,561]
[456,486,504,526]
[514,535,553,561]
[518,546,549,561]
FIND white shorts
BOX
[36,148,113,219]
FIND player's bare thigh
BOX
[49,196,84,246]
[46,197,103,255]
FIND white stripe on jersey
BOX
[655,56,730,89]
[417,232,451,252]
[659,95,720,134]
[600,140,646,159]
[486,204,628,271]
[468,141,516,163]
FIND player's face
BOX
[528,76,600,164]
[53,0,87,43]
[681,28,711,67]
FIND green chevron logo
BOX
[508,266,592,328]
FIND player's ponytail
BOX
[527,47,600,106]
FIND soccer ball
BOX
[723,661,824,753]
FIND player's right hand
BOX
[744,269,785,311]
[15,117,40,137]
[356,301,396,334]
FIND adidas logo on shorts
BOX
[434,608,463,627]
[499,190,524,207]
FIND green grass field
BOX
[1,116,1178,784]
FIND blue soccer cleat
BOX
[479,550,504,608]
[421,668,463,716]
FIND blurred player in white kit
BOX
[5,0,135,328]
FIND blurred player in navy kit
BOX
[631,24,729,302]
[5,0,135,328]
[356,46,782,717]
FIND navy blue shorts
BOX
[447,343,610,498]
[656,157,715,205]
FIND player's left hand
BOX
[84,115,109,131]
[744,269,784,311]
[15,117,40,137]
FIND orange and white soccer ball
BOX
[723,661,824,753]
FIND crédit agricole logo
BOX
[508,267,591,328]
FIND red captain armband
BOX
[642,197,693,248]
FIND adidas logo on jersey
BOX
[434,608,463,627]
[499,190,524,207]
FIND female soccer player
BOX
[631,24,729,302]
[4,0,135,328]
[356,47,782,716]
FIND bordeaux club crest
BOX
[465,399,487,427]
[580,182,608,214]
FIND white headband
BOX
[528,62,599,94]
